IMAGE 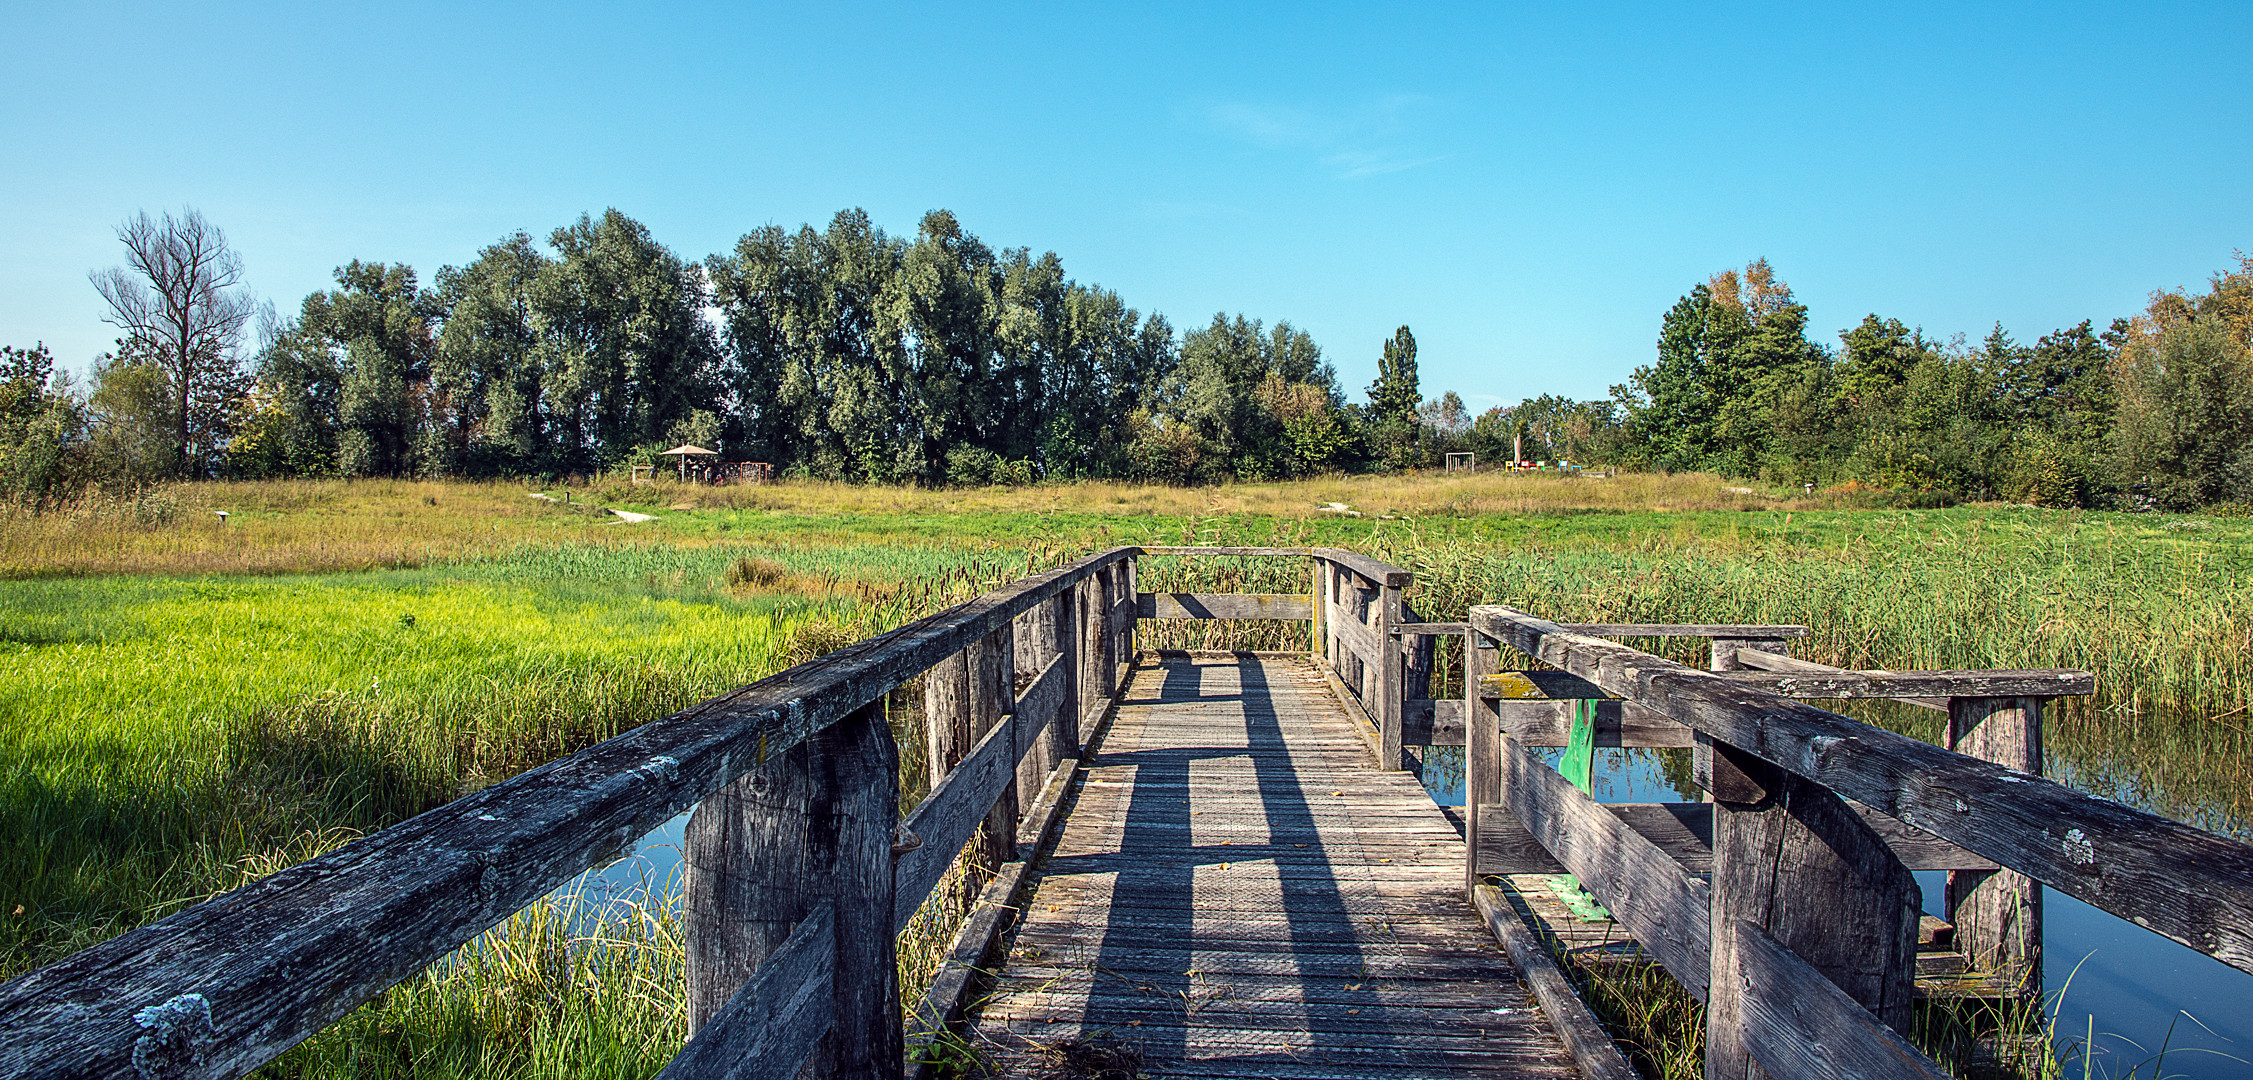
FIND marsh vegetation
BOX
[2,470,2247,1077]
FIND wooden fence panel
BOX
[658,904,835,1080]
[1469,604,2253,977]
[1733,921,1953,1080]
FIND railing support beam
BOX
[684,700,901,1077]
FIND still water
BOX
[563,745,2252,1078]
[1414,745,2253,1079]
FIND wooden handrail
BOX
[0,547,1141,1080]
[1469,603,2253,976]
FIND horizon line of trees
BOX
[3,206,1493,506]
[6,211,2250,512]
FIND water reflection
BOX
[1411,743,2253,1078]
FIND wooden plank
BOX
[1465,630,1502,894]
[1732,920,1954,1080]
[905,751,1079,1078]
[1136,545,1314,556]
[1563,623,1810,639]
[895,705,1020,932]
[1483,800,1992,875]
[968,654,1579,1078]
[1472,603,2253,978]
[1735,648,1946,712]
[1138,592,1314,620]
[1478,670,1609,700]
[1705,738,1919,1080]
[1393,621,1469,636]
[1332,606,1383,670]
[1720,669,2096,698]
[1376,583,1403,771]
[658,904,835,1080]
[1311,547,1414,587]
[1400,697,1464,745]
[1492,698,1696,749]
[1947,697,2044,988]
[1011,653,1066,765]
[1471,883,1640,1080]
[1498,736,1713,998]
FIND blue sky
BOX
[4,1,2247,409]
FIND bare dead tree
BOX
[89,208,255,474]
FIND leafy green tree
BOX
[0,344,87,508]
[1164,314,1336,480]
[1624,263,1824,475]
[2106,256,2253,508]
[433,233,551,475]
[1363,326,1421,470]
[263,261,437,477]
[537,210,719,472]
[87,342,188,484]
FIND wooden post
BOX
[1094,566,1116,702]
[1704,738,1920,1080]
[1121,555,1137,675]
[1400,601,1436,704]
[1946,696,2044,989]
[683,701,901,1077]
[1075,576,1100,744]
[1309,557,1324,659]
[1014,603,1057,807]
[1375,581,1403,771]
[925,650,971,792]
[1709,636,1787,673]
[1464,630,1502,894]
[971,624,1017,866]
[1049,591,1080,760]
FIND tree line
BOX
[1591,257,2253,509]
[2,207,1479,505]
[5,211,2248,510]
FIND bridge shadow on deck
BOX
[971,654,1574,1078]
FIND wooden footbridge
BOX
[7,546,2253,1079]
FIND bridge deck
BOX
[967,653,1579,1078]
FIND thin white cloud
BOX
[1197,94,1446,181]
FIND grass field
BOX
[4,470,2250,1077]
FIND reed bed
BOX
[7,475,2251,1077]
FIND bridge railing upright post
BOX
[1699,630,1921,1080]
[683,699,902,1078]
[1945,695,2045,990]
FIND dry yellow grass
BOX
[0,471,1818,578]
[659,469,1819,518]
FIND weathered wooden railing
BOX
[12,542,2253,1080]
[0,547,1145,1080]
[1461,605,2253,1079]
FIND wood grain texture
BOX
[0,550,1140,1079]
[1311,548,1415,587]
[1498,736,1714,998]
[896,702,1022,932]
[1138,545,1315,557]
[1469,604,2253,977]
[1705,741,1919,1080]
[1733,648,1945,712]
[1471,884,1639,1080]
[687,703,901,1079]
[1719,670,2095,698]
[966,654,1578,1078]
[1138,592,1314,620]
[1946,697,2044,988]
[1731,921,1954,1080]
[1563,624,1809,639]
[904,750,1081,1079]
[659,904,834,1080]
